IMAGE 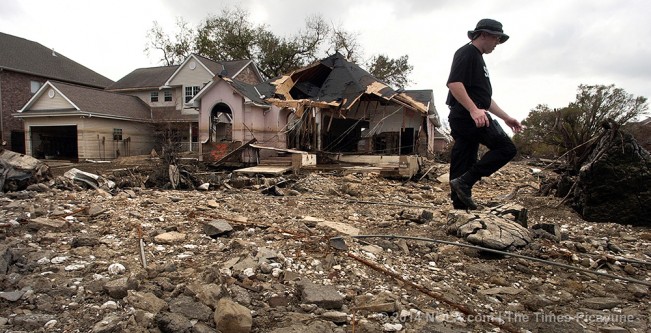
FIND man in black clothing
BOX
[446,18,524,210]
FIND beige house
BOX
[14,81,153,160]
[106,54,263,153]
[13,54,264,161]
[0,32,114,154]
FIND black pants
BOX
[449,113,517,209]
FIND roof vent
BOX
[52,48,57,57]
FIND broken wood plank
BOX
[233,165,292,175]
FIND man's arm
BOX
[487,99,524,133]
[447,82,490,128]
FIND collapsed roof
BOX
[255,53,430,115]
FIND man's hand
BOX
[470,109,490,128]
[505,117,525,133]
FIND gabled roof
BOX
[255,52,428,114]
[106,66,178,91]
[0,32,114,88]
[164,54,258,87]
[226,78,268,106]
[194,54,255,79]
[190,76,269,108]
[15,81,151,121]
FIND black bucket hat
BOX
[468,18,509,43]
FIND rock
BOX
[108,263,126,275]
[154,231,187,244]
[268,295,291,307]
[317,220,360,236]
[583,297,621,310]
[232,256,257,273]
[189,283,223,309]
[298,281,344,310]
[88,204,107,217]
[321,311,348,324]
[72,235,100,247]
[92,314,123,333]
[12,314,56,331]
[626,284,649,298]
[531,223,562,241]
[126,291,168,314]
[30,217,66,228]
[214,298,252,333]
[203,220,233,237]
[192,322,218,333]
[155,312,192,333]
[0,289,25,301]
[383,323,403,332]
[104,276,138,299]
[447,211,532,249]
[491,203,528,227]
[169,295,212,321]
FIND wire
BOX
[330,234,651,287]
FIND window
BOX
[113,128,123,141]
[184,86,200,103]
[30,81,42,94]
[164,90,172,102]
[150,92,159,102]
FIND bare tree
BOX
[145,18,196,66]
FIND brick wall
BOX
[0,71,46,151]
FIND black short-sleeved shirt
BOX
[446,43,492,119]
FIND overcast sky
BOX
[1,0,649,130]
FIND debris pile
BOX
[571,126,651,226]
[0,160,650,332]
[0,149,51,192]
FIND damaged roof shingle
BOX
[255,53,429,114]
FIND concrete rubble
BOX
[0,160,650,332]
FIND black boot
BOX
[450,173,478,210]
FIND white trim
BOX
[188,77,270,109]
[15,110,151,122]
[164,54,215,87]
[188,80,215,104]
[18,81,80,112]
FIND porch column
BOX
[188,123,193,152]
[314,108,321,151]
